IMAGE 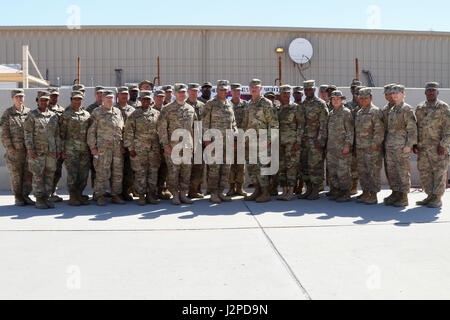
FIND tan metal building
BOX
[0,25,449,88]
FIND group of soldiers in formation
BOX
[1,77,449,210]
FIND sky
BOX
[2,0,450,32]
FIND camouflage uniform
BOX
[87,106,125,197]
[86,100,103,190]
[24,108,61,199]
[186,97,205,195]
[124,106,160,196]
[48,102,65,198]
[229,98,248,188]
[381,84,396,189]
[0,102,33,201]
[202,94,238,194]
[157,100,198,193]
[60,104,91,194]
[416,96,450,198]
[86,101,102,115]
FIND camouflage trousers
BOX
[64,150,90,193]
[165,155,192,192]
[229,150,245,185]
[5,149,32,196]
[190,163,204,191]
[248,162,270,188]
[351,151,358,180]
[326,148,352,191]
[51,157,64,193]
[278,144,300,187]
[383,146,392,189]
[28,152,57,198]
[385,148,411,192]
[207,162,231,192]
[122,151,134,195]
[130,148,161,195]
[357,147,382,192]
[158,149,168,190]
[418,147,449,196]
[89,154,96,188]
[93,147,124,196]
[301,141,325,185]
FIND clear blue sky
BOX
[2,0,450,32]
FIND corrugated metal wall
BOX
[0,26,449,88]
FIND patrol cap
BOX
[355,86,365,95]
[139,90,152,99]
[384,84,396,94]
[328,85,337,91]
[162,85,173,92]
[37,90,51,100]
[330,90,346,99]
[231,83,242,91]
[201,82,213,88]
[319,85,329,92]
[216,80,230,90]
[391,85,405,93]
[358,88,372,98]
[188,83,201,91]
[249,79,262,87]
[71,91,84,99]
[264,91,276,97]
[279,85,292,93]
[303,80,316,89]
[153,90,165,97]
[117,86,129,94]
[174,83,187,92]
[11,89,24,98]
[350,79,362,88]
[425,82,439,90]
[128,84,139,92]
[293,86,303,93]
[48,87,60,95]
[72,84,85,92]
[95,86,105,93]
[102,90,115,98]
[138,80,154,89]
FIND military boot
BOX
[68,191,81,206]
[329,189,341,201]
[235,183,247,197]
[245,184,261,201]
[318,183,325,192]
[350,179,359,196]
[218,191,232,202]
[270,182,279,196]
[96,196,107,206]
[77,190,89,205]
[356,190,370,203]
[49,192,63,203]
[14,194,26,207]
[326,186,339,198]
[307,184,320,200]
[277,187,288,201]
[112,195,126,205]
[121,192,134,202]
[336,190,351,203]
[427,195,442,208]
[188,186,204,199]
[416,194,434,206]
[45,197,55,209]
[384,191,399,206]
[284,187,295,201]
[210,192,222,204]
[364,191,378,205]
[226,184,236,197]
[393,192,409,207]
[171,191,181,205]
[138,195,147,206]
[180,191,193,204]
[299,182,313,199]
[256,187,271,203]
[35,197,48,209]
[146,191,159,205]
[23,194,35,206]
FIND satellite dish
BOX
[288,38,313,64]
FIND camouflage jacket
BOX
[86,101,102,114]
[385,102,417,149]
[115,103,135,123]
[24,108,61,154]
[301,96,329,147]
[87,106,124,151]
[415,99,450,149]
[186,99,205,119]
[60,106,91,153]
[202,98,238,140]
[355,104,385,149]
[277,103,305,146]
[49,104,65,118]
[198,96,211,104]
[157,101,199,149]
[345,99,360,118]
[0,105,31,151]
[327,106,354,151]
[230,99,248,129]
[243,96,279,140]
[124,107,160,152]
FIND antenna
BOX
[288,38,313,81]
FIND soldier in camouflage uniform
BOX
[326,91,354,202]
[60,91,91,206]
[72,84,86,98]
[265,90,281,196]
[186,83,205,199]
[153,90,172,200]
[139,80,154,92]
[198,82,213,104]
[124,91,161,206]
[115,86,136,201]
[162,85,174,106]
[127,84,142,109]
[384,85,417,207]
[202,80,238,204]
[299,80,329,200]
[292,86,304,195]
[87,91,126,206]
[354,88,385,205]
[24,91,61,209]
[45,87,66,203]
[227,83,248,197]
[414,82,450,208]
[276,85,304,201]
[0,89,34,206]
[157,83,199,205]
[86,86,105,114]
[243,79,279,203]
[381,84,397,191]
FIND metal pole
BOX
[157,56,161,86]
[278,55,282,86]
[22,45,29,89]
[77,57,81,84]
[355,58,359,81]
